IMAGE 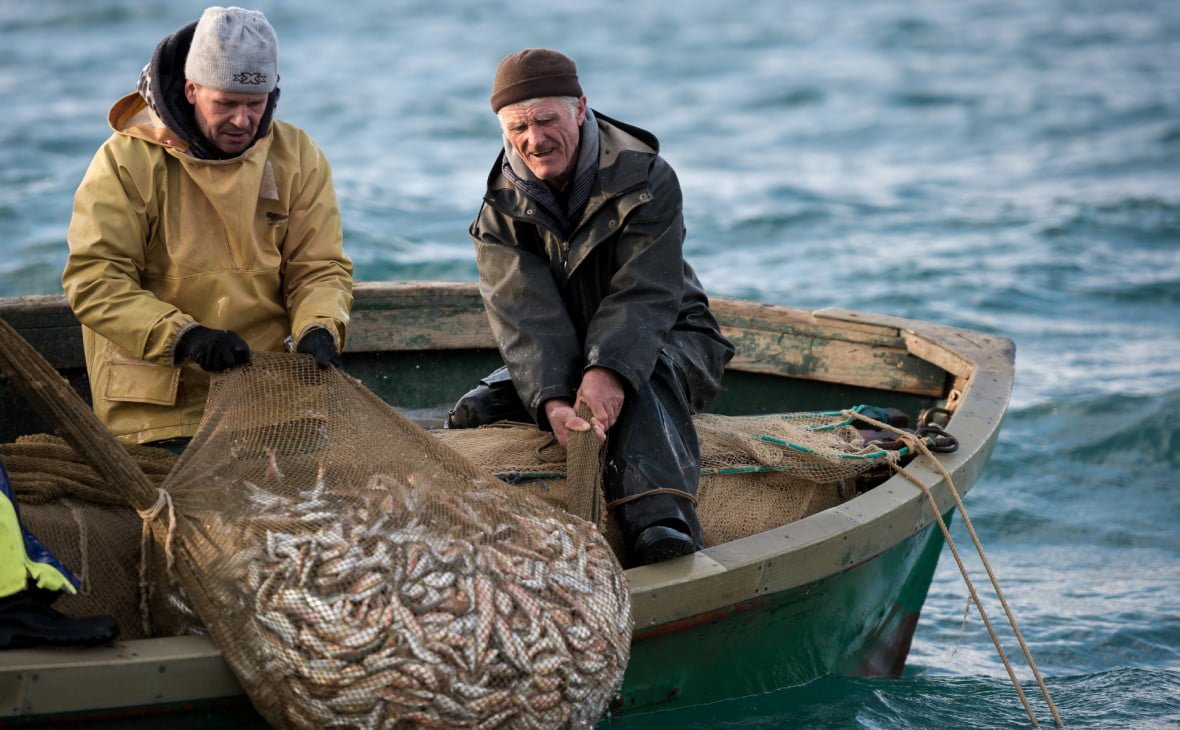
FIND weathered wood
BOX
[723,326,947,396]
[346,307,495,351]
[714,299,905,348]
[0,285,953,394]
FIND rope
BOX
[64,498,90,596]
[893,463,1041,726]
[606,487,699,509]
[845,410,1063,728]
[135,488,177,637]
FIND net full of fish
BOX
[204,465,632,729]
[150,353,632,729]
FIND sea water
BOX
[1,1,1177,727]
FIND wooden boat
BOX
[0,280,1014,726]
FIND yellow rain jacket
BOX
[63,93,353,444]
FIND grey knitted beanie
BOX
[184,6,278,93]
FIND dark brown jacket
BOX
[469,112,734,424]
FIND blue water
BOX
[3,0,1179,727]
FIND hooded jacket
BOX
[62,22,353,444]
[469,112,734,424]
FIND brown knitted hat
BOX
[490,49,583,112]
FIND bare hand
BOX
[577,366,625,437]
[542,368,625,447]
[544,399,598,448]
[576,367,624,429]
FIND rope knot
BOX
[136,488,178,636]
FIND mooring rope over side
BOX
[845,410,1063,728]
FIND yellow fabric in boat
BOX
[0,493,23,597]
[0,486,76,597]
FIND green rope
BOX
[750,432,903,461]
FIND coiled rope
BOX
[845,410,1063,728]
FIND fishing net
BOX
[435,410,894,485]
[2,347,920,728]
[432,408,906,552]
[3,404,913,640]
[118,352,631,729]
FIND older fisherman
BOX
[448,49,735,566]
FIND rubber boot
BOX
[0,588,119,649]
[445,366,532,428]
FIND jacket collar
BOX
[501,108,601,233]
[589,110,658,197]
[484,110,659,216]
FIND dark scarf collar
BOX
[502,107,599,235]
[136,20,279,160]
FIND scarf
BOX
[502,108,600,235]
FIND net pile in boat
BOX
[139,352,631,729]
[438,412,890,483]
[434,410,898,551]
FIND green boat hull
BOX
[615,515,948,717]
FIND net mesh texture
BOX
[3,352,906,728]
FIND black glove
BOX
[174,325,251,372]
[296,328,341,369]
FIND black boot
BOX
[445,366,531,429]
[0,588,119,649]
[632,520,699,566]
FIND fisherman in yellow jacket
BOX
[63,6,354,446]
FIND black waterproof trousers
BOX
[446,352,708,550]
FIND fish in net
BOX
[131,352,632,728]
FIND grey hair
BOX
[496,96,581,130]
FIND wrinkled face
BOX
[498,96,587,190]
[184,81,268,155]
